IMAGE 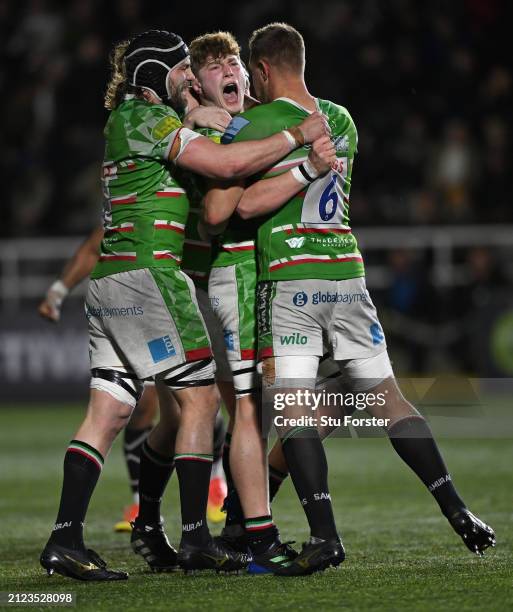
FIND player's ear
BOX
[257,60,270,82]
[141,88,154,102]
[191,77,202,96]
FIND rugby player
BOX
[205,23,496,576]
[193,32,341,573]
[39,29,329,581]
[38,225,228,533]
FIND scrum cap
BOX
[125,30,189,101]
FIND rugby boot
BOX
[130,520,179,572]
[40,542,128,581]
[448,508,496,556]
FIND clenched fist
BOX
[308,135,337,176]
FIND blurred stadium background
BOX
[1,2,512,608]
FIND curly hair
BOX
[104,39,130,110]
[189,31,240,75]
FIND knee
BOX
[202,385,221,413]
[367,380,417,422]
[86,397,133,438]
[181,385,219,421]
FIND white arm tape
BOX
[49,280,69,299]
[290,159,321,186]
[302,158,321,180]
[290,165,311,186]
[170,127,202,162]
[282,129,297,149]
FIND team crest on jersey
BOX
[333,135,349,152]
[152,115,181,140]
[285,236,306,249]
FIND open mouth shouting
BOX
[223,81,240,107]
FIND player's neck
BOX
[271,77,316,112]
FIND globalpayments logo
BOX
[86,304,144,319]
[285,236,306,249]
[292,291,368,306]
[293,291,308,307]
[312,291,367,305]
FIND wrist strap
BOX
[49,280,69,299]
[282,129,297,149]
[300,158,320,181]
[291,162,316,186]
[288,125,305,147]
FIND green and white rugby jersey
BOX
[210,119,261,269]
[180,127,222,290]
[91,98,188,279]
[221,97,365,282]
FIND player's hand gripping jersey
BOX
[92,99,189,279]
[222,98,365,282]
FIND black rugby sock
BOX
[123,426,152,500]
[213,412,226,464]
[281,429,338,540]
[269,465,288,502]
[137,441,175,525]
[245,515,278,555]
[222,432,233,487]
[221,432,245,529]
[175,454,212,545]
[49,440,104,550]
[388,416,466,517]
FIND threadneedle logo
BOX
[285,237,306,248]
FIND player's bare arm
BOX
[237,135,336,219]
[38,225,103,322]
[202,181,244,231]
[202,134,335,229]
[172,111,330,180]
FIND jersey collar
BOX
[273,96,319,114]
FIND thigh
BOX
[196,286,233,383]
[95,268,211,379]
[329,277,387,361]
[209,261,258,397]
[209,260,257,361]
[86,279,132,371]
[257,279,328,359]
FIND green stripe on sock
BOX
[175,453,213,462]
[246,518,273,528]
[68,441,104,466]
[143,442,175,467]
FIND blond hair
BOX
[189,31,240,74]
[104,40,130,110]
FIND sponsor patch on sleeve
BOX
[221,116,250,144]
[153,114,182,140]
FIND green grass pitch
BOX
[0,405,512,611]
